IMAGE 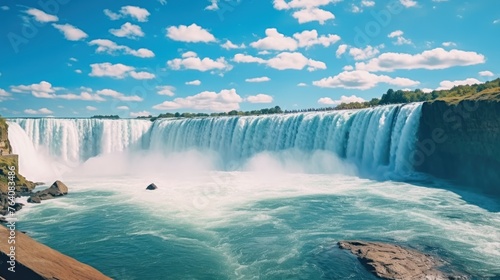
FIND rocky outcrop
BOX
[416,100,500,195]
[28,181,69,203]
[0,226,111,280]
[338,241,465,280]
[146,183,158,190]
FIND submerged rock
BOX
[146,183,158,190]
[27,180,68,204]
[338,240,465,280]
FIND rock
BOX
[0,217,6,223]
[47,180,69,196]
[146,183,158,190]
[27,180,68,204]
[0,226,112,279]
[338,240,464,280]
[28,196,41,203]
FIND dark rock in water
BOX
[338,240,467,280]
[146,183,158,190]
[28,196,41,204]
[27,180,68,204]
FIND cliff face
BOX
[0,226,112,280]
[0,118,12,156]
[416,100,500,195]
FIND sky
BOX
[0,0,498,117]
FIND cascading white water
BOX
[8,103,423,177]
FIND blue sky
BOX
[0,0,498,117]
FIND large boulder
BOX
[27,180,68,204]
[146,183,158,190]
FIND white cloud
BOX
[153,89,243,112]
[297,83,307,87]
[0,89,11,101]
[318,95,366,106]
[89,39,154,58]
[221,40,246,50]
[400,0,417,8]
[442,41,457,47]
[251,28,298,51]
[57,92,106,102]
[234,52,326,71]
[245,77,271,83]
[156,86,176,96]
[292,8,335,24]
[388,30,412,45]
[52,24,88,41]
[205,0,219,10]
[89,63,135,78]
[361,0,375,7]
[24,108,53,115]
[70,57,78,62]
[130,111,151,117]
[336,44,348,57]
[494,19,500,24]
[186,80,202,86]
[75,69,82,74]
[130,71,155,80]
[348,45,381,60]
[246,94,273,103]
[166,24,216,43]
[355,48,486,72]
[89,63,155,80]
[293,30,340,48]
[109,22,145,39]
[1,6,9,11]
[168,52,232,72]
[479,71,494,77]
[117,106,129,110]
[86,106,98,111]
[104,6,150,22]
[25,8,58,22]
[436,78,482,90]
[96,89,143,102]
[273,0,342,10]
[313,70,420,90]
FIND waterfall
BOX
[8,103,423,177]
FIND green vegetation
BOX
[144,78,500,120]
[91,115,120,119]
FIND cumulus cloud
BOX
[272,0,340,24]
[221,40,245,50]
[104,6,150,22]
[86,106,98,111]
[442,41,457,47]
[156,86,176,96]
[234,52,326,71]
[89,39,155,58]
[246,94,273,103]
[166,24,216,43]
[96,89,143,102]
[167,52,232,72]
[24,108,53,115]
[250,28,340,51]
[348,45,382,60]
[388,30,412,45]
[318,95,366,106]
[110,22,145,39]
[297,83,308,87]
[25,8,58,22]
[89,63,155,79]
[355,48,485,72]
[245,77,271,83]
[11,81,107,101]
[336,44,348,57]
[186,80,202,86]
[0,89,11,101]
[400,0,417,7]
[313,70,420,90]
[436,78,481,90]
[153,89,243,111]
[52,24,88,41]
[479,71,494,77]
